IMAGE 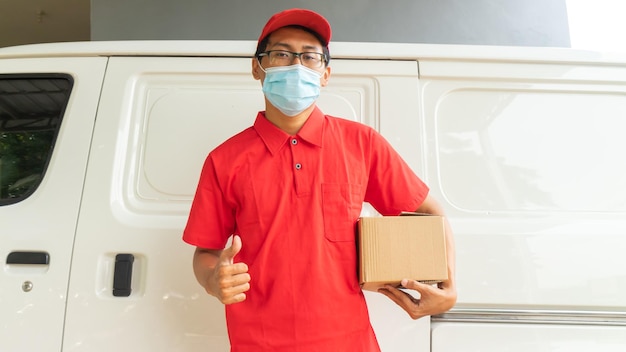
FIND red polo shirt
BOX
[183,107,428,352]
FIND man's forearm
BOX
[193,247,222,295]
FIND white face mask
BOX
[260,64,322,116]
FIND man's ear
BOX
[252,58,262,81]
[320,66,331,87]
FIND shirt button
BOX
[295,163,302,170]
[291,139,298,145]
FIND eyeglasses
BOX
[258,50,327,69]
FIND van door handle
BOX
[113,254,135,297]
[6,251,50,265]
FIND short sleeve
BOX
[183,153,235,249]
[364,130,429,215]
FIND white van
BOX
[1,40,625,352]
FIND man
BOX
[183,8,457,352]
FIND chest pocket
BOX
[322,184,364,242]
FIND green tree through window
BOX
[0,75,73,204]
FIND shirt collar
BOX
[254,107,324,155]
[296,106,324,147]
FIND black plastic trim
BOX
[6,251,50,265]
[113,253,135,297]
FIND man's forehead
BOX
[266,28,324,50]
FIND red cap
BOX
[258,8,332,46]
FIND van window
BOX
[0,74,73,205]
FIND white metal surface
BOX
[420,58,626,311]
[2,40,626,64]
[432,322,626,351]
[420,55,626,350]
[0,57,107,351]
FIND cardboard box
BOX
[357,214,448,291]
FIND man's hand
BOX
[378,278,457,320]
[195,235,250,305]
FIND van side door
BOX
[63,55,428,352]
[0,57,107,351]
[419,54,626,351]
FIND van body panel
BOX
[2,40,623,64]
[419,57,626,347]
[2,41,626,351]
[0,57,107,351]
[419,58,626,311]
[64,57,248,351]
[432,322,626,351]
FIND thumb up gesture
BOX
[197,235,251,305]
